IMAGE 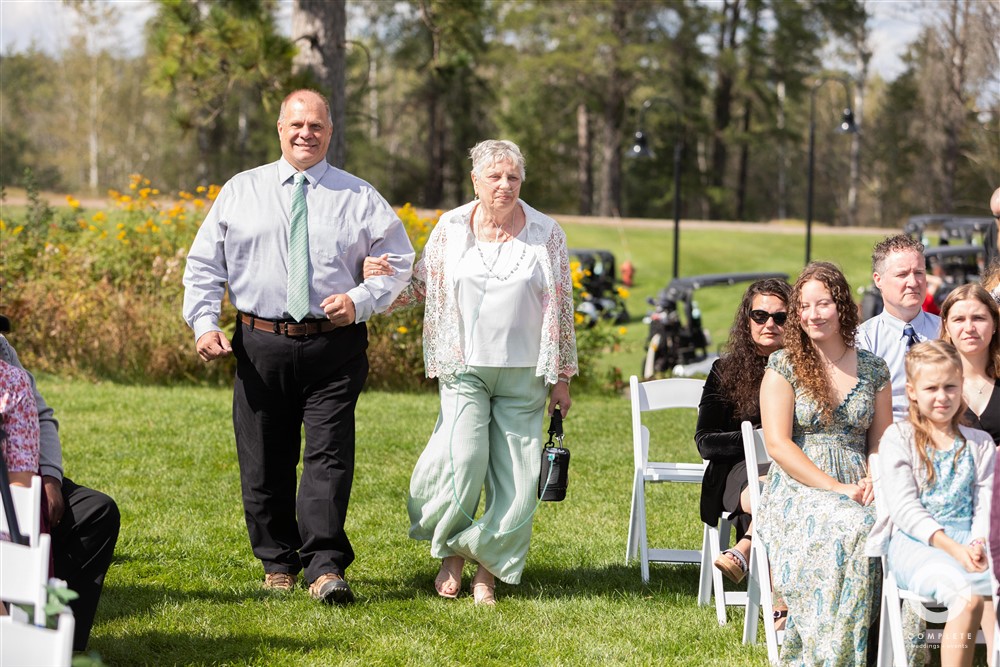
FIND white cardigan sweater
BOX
[866,421,995,557]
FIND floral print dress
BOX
[756,348,889,666]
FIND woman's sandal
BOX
[434,556,464,599]
[471,566,496,606]
[713,545,749,584]
[773,608,788,632]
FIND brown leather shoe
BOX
[309,573,355,605]
[263,572,297,592]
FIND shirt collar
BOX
[278,157,329,187]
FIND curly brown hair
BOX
[939,282,1000,379]
[784,262,860,424]
[716,278,793,419]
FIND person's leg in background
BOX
[51,478,120,651]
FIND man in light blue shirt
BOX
[183,89,414,605]
[856,235,940,421]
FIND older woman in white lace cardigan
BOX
[364,139,577,605]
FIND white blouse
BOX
[456,228,545,367]
[388,199,578,385]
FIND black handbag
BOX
[538,407,570,501]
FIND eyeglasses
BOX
[749,309,788,326]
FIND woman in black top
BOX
[695,278,791,583]
[939,283,1000,444]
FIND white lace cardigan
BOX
[389,199,578,385]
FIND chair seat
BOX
[643,462,706,483]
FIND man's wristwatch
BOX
[558,376,571,385]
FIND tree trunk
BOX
[710,0,741,219]
[776,81,787,220]
[598,3,628,217]
[577,102,593,216]
[291,0,347,167]
[734,3,759,222]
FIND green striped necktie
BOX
[287,172,310,322]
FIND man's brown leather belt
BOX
[240,313,336,337]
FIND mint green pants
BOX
[407,366,547,584]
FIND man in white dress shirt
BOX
[183,89,414,604]
[856,234,940,421]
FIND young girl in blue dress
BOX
[871,340,996,665]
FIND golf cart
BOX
[570,248,630,327]
[641,271,790,380]
[859,214,993,320]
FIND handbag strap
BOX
[546,407,563,446]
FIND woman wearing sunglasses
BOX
[695,278,792,585]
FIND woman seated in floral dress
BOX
[756,262,893,665]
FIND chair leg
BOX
[626,472,641,564]
[697,523,713,606]
[743,547,760,645]
[634,478,650,584]
[876,584,892,667]
[884,578,908,667]
[751,543,780,665]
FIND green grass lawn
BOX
[45,376,771,666]
[29,220,994,665]
[558,220,888,379]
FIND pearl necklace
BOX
[475,236,527,281]
[473,208,525,281]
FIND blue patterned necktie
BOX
[902,323,918,351]
[287,173,310,322]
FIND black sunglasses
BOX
[749,309,788,326]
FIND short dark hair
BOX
[872,234,924,274]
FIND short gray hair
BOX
[469,140,526,180]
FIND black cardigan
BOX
[694,358,760,526]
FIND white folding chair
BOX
[626,376,705,581]
[0,533,52,626]
[0,608,74,666]
[626,375,743,621]
[872,452,993,666]
[740,421,783,665]
[0,475,43,547]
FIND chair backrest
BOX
[0,533,51,626]
[630,375,705,468]
[0,475,42,547]
[0,610,75,666]
[740,421,772,515]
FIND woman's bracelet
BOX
[557,376,571,385]
[969,538,986,548]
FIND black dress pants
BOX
[232,321,368,585]
[51,478,120,651]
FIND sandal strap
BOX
[721,547,749,573]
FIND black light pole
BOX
[805,76,857,264]
[630,98,684,279]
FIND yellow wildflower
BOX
[91,211,106,222]
[396,326,409,335]
[617,287,630,298]
[574,312,585,325]
[117,231,127,241]
[618,327,628,335]
[66,195,81,209]
[196,185,207,194]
